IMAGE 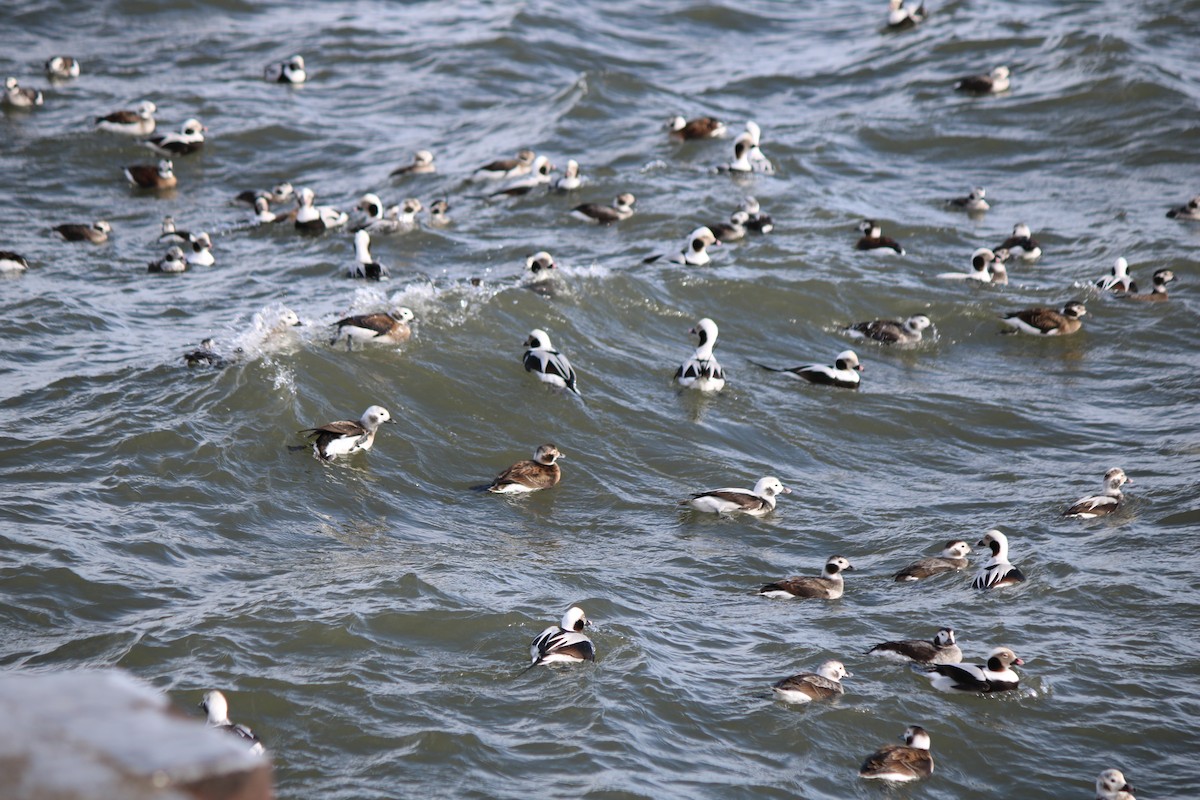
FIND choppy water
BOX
[3,1,1200,797]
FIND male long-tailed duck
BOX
[999,301,1086,336]
[331,307,414,350]
[893,541,970,582]
[200,691,264,755]
[760,556,855,599]
[552,159,583,192]
[183,338,226,368]
[493,155,555,197]
[523,329,580,397]
[772,660,850,704]
[297,405,394,461]
[295,187,349,233]
[644,227,720,266]
[383,199,423,232]
[53,220,111,244]
[144,118,206,156]
[124,159,176,190]
[96,100,156,135]
[971,529,1025,590]
[45,56,81,80]
[752,349,863,389]
[1125,269,1174,302]
[709,211,749,243]
[845,314,930,345]
[1166,195,1200,221]
[1064,468,1131,519]
[867,628,962,665]
[1096,257,1137,293]
[681,476,789,516]
[147,245,188,274]
[265,55,306,84]
[184,232,214,266]
[739,196,774,233]
[488,443,563,493]
[948,186,989,212]
[571,193,636,224]
[921,646,1023,693]
[0,251,29,274]
[886,0,927,30]
[524,251,565,297]
[856,219,905,254]
[530,606,594,666]
[252,197,276,223]
[474,149,536,181]
[4,77,43,108]
[938,247,1004,282]
[427,199,451,226]
[349,229,389,281]
[675,317,726,392]
[955,65,1011,95]
[1095,769,1136,800]
[859,726,934,783]
[666,115,726,140]
[998,222,1042,260]
[716,133,755,173]
[743,121,775,173]
[390,149,436,177]
[354,193,389,232]
[235,183,294,206]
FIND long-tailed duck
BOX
[1064,468,1130,519]
[523,329,580,396]
[390,149,436,177]
[938,247,1004,282]
[295,187,349,233]
[666,115,726,140]
[552,159,583,192]
[571,193,636,224]
[1095,769,1136,800]
[675,317,726,392]
[530,606,594,666]
[45,56,81,80]
[3,77,43,108]
[490,156,554,197]
[382,199,422,232]
[427,199,451,226]
[739,196,774,233]
[1166,195,1200,221]
[859,726,934,783]
[331,307,414,350]
[252,197,276,223]
[772,660,850,703]
[743,122,775,173]
[124,159,176,190]
[183,338,226,368]
[921,646,1023,693]
[147,245,188,274]
[1096,257,1137,293]
[265,55,306,84]
[348,229,389,281]
[144,118,206,156]
[856,220,905,254]
[644,227,720,266]
[474,149,536,181]
[955,65,1010,95]
[716,133,755,173]
[893,540,971,581]
[971,529,1025,590]
[751,349,863,389]
[709,211,749,243]
[998,222,1042,260]
[681,476,789,516]
[0,251,30,273]
[998,301,1086,335]
[886,0,927,30]
[488,443,563,493]
[297,405,394,461]
[235,183,294,206]
[867,628,962,665]
[200,691,264,755]
[1124,269,1174,302]
[53,220,111,243]
[948,186,989,212]
[524,251,565,297]
[760,556,855,599]
[354,193,389,231]
[182,232,214,266]
[96,100,156,135]
[845,315,930,345]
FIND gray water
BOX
[3,1,1200,797]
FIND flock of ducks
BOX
[1,5,1184,795]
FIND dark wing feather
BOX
[335,313,394,336]
[98,109,139,124]
[928,662,989,690]
[301,419,364,438]
[691,489,762,511]
[490,460,559,490]
[1013,308,1064,332]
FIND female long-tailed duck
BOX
[867,628,962,665]
[524,251,566,297]
[1125,269,1174,302]
[474,149,536,181]
[1166,195,1200,221]
[886,0,927,30]
[295,187,349,233]
[236,182,294,206]
[427,199,451,226]
[96,100,156,135]
[743,122,774,173]
[45,56,81,80]
[552,159,583,192]
[760,556,855,599]
[296,405,394,461]
[856,220,905,254]
[859,726,934,783]
[938,247,1005,282]
[124,159,176,190]
[523,329,580,397]
[893,540,971,581]
[772,660,850,703]
[739,196,774,233]
[921,646,1023,693]
[144,118,206,156]
[0,251,29,274]
[490,156,554,197]
[349,229,389,281]
[571,193,636,224]
[1096,257,1137,293]
[1064,468,1130,519]
[998,301,1086,336]
[752,349,863,389]
[488,443,563,493]
[644,227,720,266]
[530,606,594,666]
[331,307,414,350]
[709,211,749,242]
[716,133,755,173]
[971,529,1025,590]
[53,220,111,243]
[666,115,726,140]
[383,199,423,232]
[681,476,789,516]
[4,77,43,108]
[997,222,1042,260]
[200,691,264,755]
[390,149,436,177]
[1095,769,1136,800]
[675,317,726,392]
[955,65,1010,94]
[844,314,930,345]
[948,186,989,212]
[265,55,306,84]
[147,245,188,273]
[354,193,389,231]
[183,338,226,368]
